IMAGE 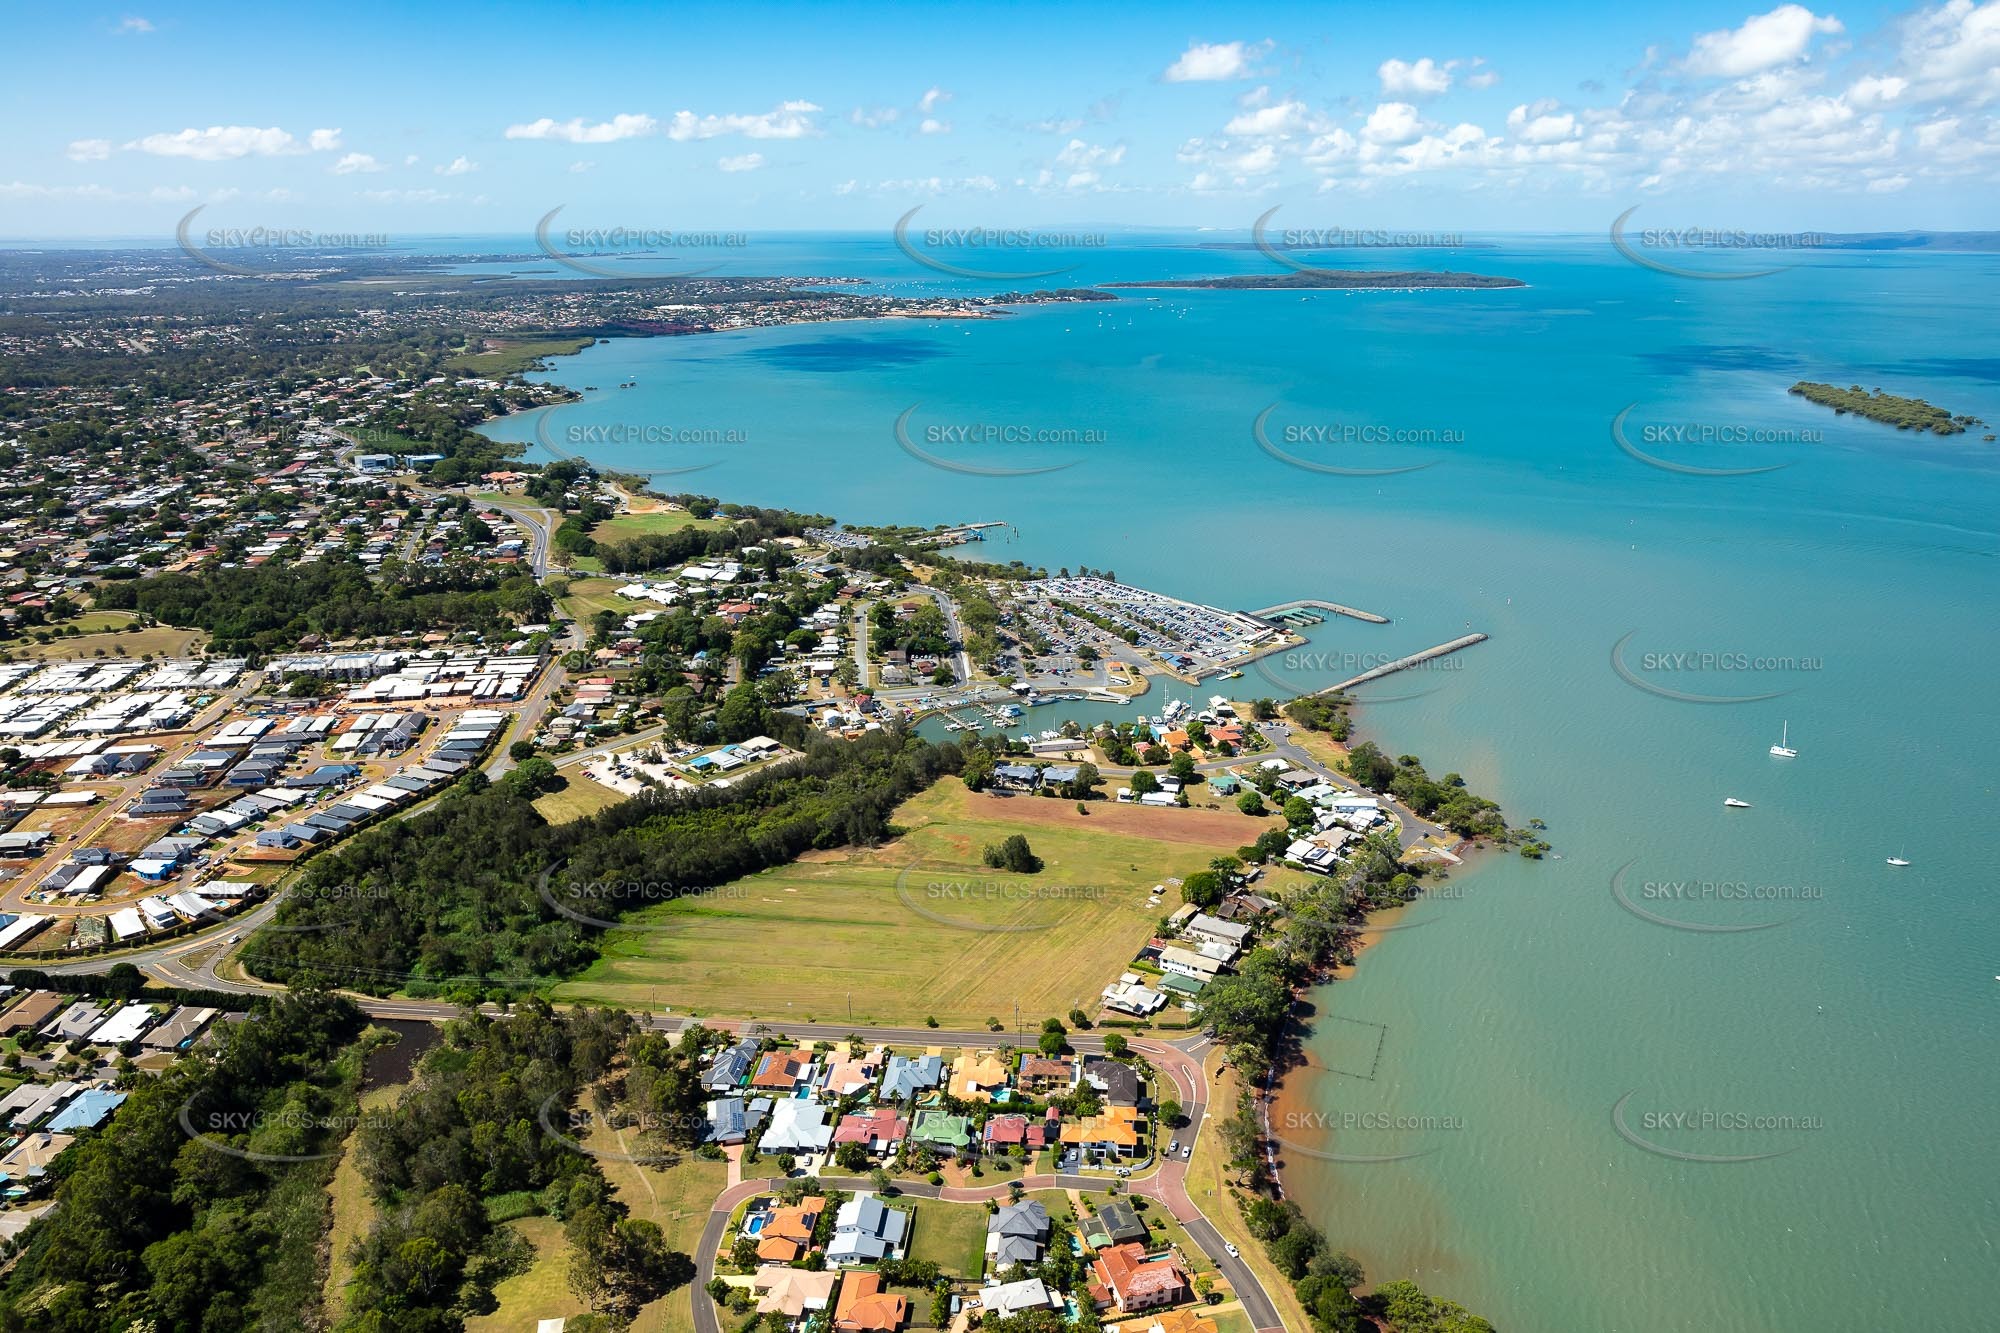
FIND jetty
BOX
[1249,598,1391,626]
[1318,632,1489,694]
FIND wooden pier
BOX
[1317,633,1488,694]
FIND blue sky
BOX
[5,1,1998,237]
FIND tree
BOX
[1236,790,1266,816]
[1346,741,1397,791]
[982,834,1042,874]
[1129,769,1160,795]
[1180,871,1224,910]
[1101,1033,1129,1058]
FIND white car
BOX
[1225,1242,1240,1258]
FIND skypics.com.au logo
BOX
[892,207,1105,281]
[534,207,747,279]
[176,206,393,277]
[1610,207,1825,281]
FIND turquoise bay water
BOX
[484,238,2000,1331]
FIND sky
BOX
[4,0,1998,238]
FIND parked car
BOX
[1225,1242,1240,1258]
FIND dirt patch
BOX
[965,790,1276,846]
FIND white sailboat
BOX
[1769,721,1797,759]
[1887,849,1911,867]
[1724,797,1752,808]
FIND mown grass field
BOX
[447,336,594,377]
[589,508,725,545]
[901,1194,991,1277]
[552,779,1280,1026]
[533,773,629,825]
[555,575,646,623]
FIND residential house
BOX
[1142,1310,1221,1333]
[982,1112,1049,1155]
[1183,913,1251,951]
[880,1053,944,1101]
[0,991,62,1035]
[704,1096,771,1147]
[985,1199,1050,1268]
[750,1048,817,1094]
[1091,1242,1192,1313]
[1157,946,1224,983]
[981,1278,1061,1319]
[909,1109,972,1155]
[1061,1104,1147,1162]
[754,1198,823,1263]
[826,1194,909,1266]
[1015,1054,1076,1095]
[753,1266,840,1320]
[821,1046,885,1098]
[759,1099,833,1155]
[950,1049,1010,1103]
[702,1037,761,1092]
[832,1105,907,1155]
[832,1270,908,1331]
[1082,1197,1149,1248]
[1081,1057,1143,1107]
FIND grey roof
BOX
[702,1038,760,1091]
[1082,1057,1143,1106]
[703,1095,770,1144]
[989,1199,1050,1240]
[881,1053,944,1099]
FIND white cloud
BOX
[1163,39,1269,82]
[851,106,901,128]
[331,152,383,174]
[1868,172,1912,190]
[0,181,118,199]
[308,128,343,152]
[665,100,822,140]
[66,138,112,162]
[504,113,658,143]
[1507,99,1579,143]
[919,117,951,135]
[1465,61,1502,90]
[1224,100,1323,137]
[435,155,478,176]
[1684,5,1843,78]
[1379,57,1454,97]
[127,126,308,160]
[1847,74,1910,108]
[918,86,952,114]
[569,160,595,173]
[403,154,420,167]
[718,152,765,172]
[1361,101,1428,145]
[1894,0,2000,106]
[116,16,154,34]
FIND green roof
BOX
[911,1109,972,1148]
[1157,971,1205,996]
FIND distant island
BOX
[1789,381,1988,436]
[1102,270,1524,291]
[1809,232,2000,253]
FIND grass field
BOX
[900,1195,990,1278]
[552,779,1281,1026]
[464,1215,583,1333]
[533,773,629,825]
[556,575,646,623]
[593,1135,728,1333]
[0,624,203,661]
[589,509,724,545]
[321,1083,407,1324]
[447,336,594,377]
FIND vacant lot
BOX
[533,773,628,825]
[552,779,1279,1026]
[590,509,725,546]
[463,1215,583,1333]
[901,1195,990,1278]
